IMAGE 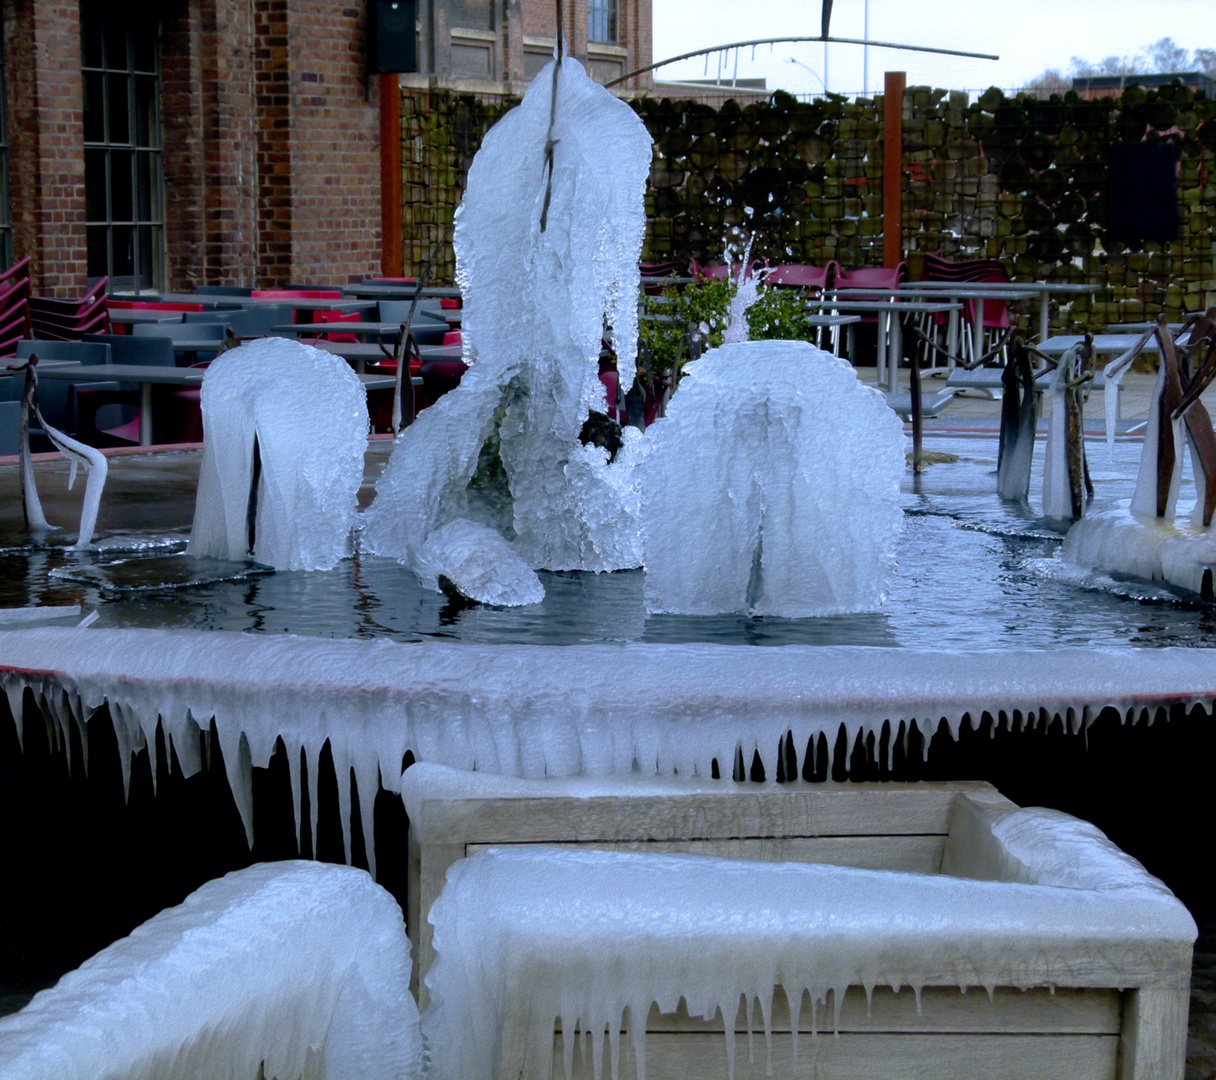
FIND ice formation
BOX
[14,364,109,547]
[0,861,423,1080]
[363,57,651,597]
[3,627,1215,864]
[1063,337,1216,593]
[639,340,905,616]
[189,338,368,571]
[422,815,1193,1080]
[1041,346,1089,521]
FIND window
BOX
[82,5,163,291]
[587,0,618,44]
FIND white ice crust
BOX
[1063,500,1216,595]
[639,340,905,616]
[363,57,650,592]
[0,861,423,1080]
[3,627,1215,866]
[189,338,368,571]
[423,825,1194,1080]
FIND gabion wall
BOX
[399,81,1216,334]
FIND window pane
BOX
[104,20,128,69]
[111,150,134,220]
[85,149,108,221]
[132,23,156,73]
[134,76,157,147]
[82,11,103,68]
[86,226,110,279]
[108,74,130,143]
[83,72,105,142]
[112,225,135,278]
[135,152,156,220]
[137,226,157,290]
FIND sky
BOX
[651,0,1214,98]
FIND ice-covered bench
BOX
[0,861,424,1080]
[415,776,1195,1080]
[402,764,1016,999]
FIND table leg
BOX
[946,308,959,372]
[889,314,903,392]
[1038,290,1050,342]
[139,383,153,446]
[972,298,985,365]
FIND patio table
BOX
[36,362,204,446]
[901,280,1101,343]
[1036,334,1163,360]
[806,298,963,390]
[341,284,463,301]
[844,285,1040,371]
[36,364,401,445]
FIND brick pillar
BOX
[254,0,292,286]
[3,0,88,295]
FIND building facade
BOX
[0,0,652,295]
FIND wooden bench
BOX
[406,767,1196,1080]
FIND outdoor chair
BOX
[833,262,908,363]
[763,260,840,294]
[28,275,109,340]
[13,340,112,446]
[78,334,177,446]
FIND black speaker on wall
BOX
[368,0,417,74]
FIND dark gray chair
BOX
[0,400,20,456]
[15,340,113,439]
[78,334,178,445]
[378,299,448,324]
[377,301,449,346]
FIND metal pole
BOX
[863,0,869,95]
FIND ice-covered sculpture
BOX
[0,861,424,1080]
[1063,322,1216,593]
[189,338,368,571]
[639,340,905,616]
[362,57,651,601]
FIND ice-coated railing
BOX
[2,627,1215,869]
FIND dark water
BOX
[4,434,1216,649]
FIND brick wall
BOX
[279,0,381,286]
[3,0,383,292]
[3,0,88,295]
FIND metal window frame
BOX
[82,7,164,292]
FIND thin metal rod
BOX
[540,0,563,232]
[606,35,999,88]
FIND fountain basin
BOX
[422,794,1195,1080]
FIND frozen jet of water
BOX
[189,338,368,571]
[639,340,905,617]
[362,57,651,600]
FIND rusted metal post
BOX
[379,72,403,277]
[882,70,905,270]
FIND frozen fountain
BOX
[0,51,1213,1080]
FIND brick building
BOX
[0,0,652,296]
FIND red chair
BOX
[763,261,840,294]
[249,289,343,300]
[29,276,110,340]
[833,264,909,367]
[306,309,361,344]
[0,261,33,357]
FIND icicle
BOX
[721,1002,736,1080]
[308,744,321,861]
[173,712,203,778]
[628,1004,647,1080]
[5,676,27,749]
[590,1019,604,1080]
[224,730,255,848]
[333,741,353,864]
[288,743,304,854]
[608,1010,622,1080]
[745,994,755,1064]
[788,988,803,1061]
[146,719,160,796]
[561,1011,576,1080]
[759,990,773,1076]
[76,696,90,774]
[113,702,135,803]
